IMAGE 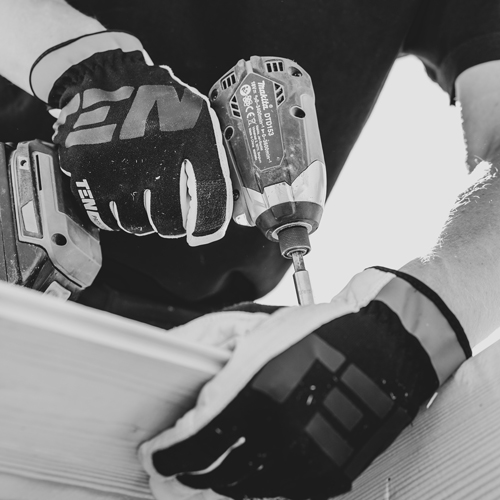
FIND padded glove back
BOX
[31,32,232,245]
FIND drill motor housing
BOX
[209,56,326,255]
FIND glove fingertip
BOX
[83,204,116,232]
[70,178,115,231]
[183,159,232,247]
[145,189,187,239]
[179,162,191,230]
[60,165,72,177]
[206,105,234,228]
[186,226,227,247]
[109,201,132,233]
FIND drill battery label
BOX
[235,74,284,170]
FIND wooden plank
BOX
[0,282,229,499]
[5,278,500,500]
[339,340,500,500]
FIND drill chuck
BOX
[278,225,315,305]
[277,225,311,259]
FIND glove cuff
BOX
[29,30,147,104]
[371,266,471,384]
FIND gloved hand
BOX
[139,267,471,500]
[30,31,232,245]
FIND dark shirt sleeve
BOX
[403,0,500,102]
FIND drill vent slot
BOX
[274,83,285,106]
[266,60,284,73]
[221,72,237,90]
[230,95,241,118]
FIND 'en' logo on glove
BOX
[57,85,203,148]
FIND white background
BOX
[260,55,468,305]
[259,55,500,352]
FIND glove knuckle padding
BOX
[148,269,471,500]
[50,49,229,238]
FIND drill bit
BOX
[291,251,314,305]
[278,226,315,306]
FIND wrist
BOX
[30,30,146,104]
[0,0,107,94]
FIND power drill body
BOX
[0,57,325,305]
[210,56,326,304]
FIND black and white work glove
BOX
[139,267,471,500]
[30,31,232,245]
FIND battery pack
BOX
[0,141,101,300]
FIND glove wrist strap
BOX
[371,266,471,383]
[30,30,147,103]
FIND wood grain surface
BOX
[339,339,500,500]
[3,280,500,500]
[0,282,229,499]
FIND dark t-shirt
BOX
[1,0,500,320]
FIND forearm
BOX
[400,62,500,348]
[456,61,500,171]
[400,162,500,348]
[0,0,104,93]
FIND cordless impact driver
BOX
[0,56,326,305]
[210,56,326,305]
